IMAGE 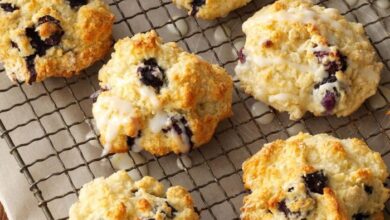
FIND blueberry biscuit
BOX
[235,0,383,120]
[0,0,114,84]
[69,170,199,220]
[242,133,390,220]
[92,31,233,156]
[172,0,252,20]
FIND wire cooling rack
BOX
[0,0,390,219]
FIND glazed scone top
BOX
[172,0,252,20]
[0,0,114,83]
[69,170,199,220]
[93,31,233,155]
[242,133,389,220]
[235,0,383,120]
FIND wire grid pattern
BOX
[0,0,390,219]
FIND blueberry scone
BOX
[69,170,199,220]
[0,0,114,84]
[172,0,252,20]
[92,31,233,156]
[235,0,383,120]
[241,133,390,220]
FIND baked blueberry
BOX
[163,116,194,149]
[364,185,373,194]
[314,49,348,76]
[238,48,246,64]
[37,15,64,46]
[353,213,370,220]
[90,87,109,103]
[90,90,102,103]
[137,58,165,93]
[191,0,206,16]
[313,50,329,62]
[25,55,38,84]
[303,170,328,194]
[278,200,301,218]
[0,3,18,12]
[321,90,338,112]
[312,48,348,113]
[25,26,47,56]
[67,0,88,8]
[314,75,337,89]
[337,51,348,72]
[25,15,64,56]
[126,136,135,149]
[24,15,64,84]
[10,41,19,50]
[126,131,142,150]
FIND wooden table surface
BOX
[0,202,7,220]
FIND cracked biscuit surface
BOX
[242,133,390,220]
[92,31,233,156]
[69,170,199,220]
[172,0,252,20]
[0,0,114,84]
[235,0,383,120]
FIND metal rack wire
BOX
[0,0,389,219]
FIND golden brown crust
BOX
[69,170,199,220]
[241,133,390,219]
[0,0,114,83]
[93,31,233,156]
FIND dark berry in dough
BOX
[364,185,373,194]
[191,0,206,16]
[353,213,370,220]
[67,0,88,8]
[162,116,194,149]
[37,15,64,46]
[25,55,38,84]
[127,136,135,149]
[321,90,337,112]
[238,48,246,64]
[0,3,18,12]
[303,170,328,194]
[278,200,301,218]
[25,27,47,56]
[137,58,165,93]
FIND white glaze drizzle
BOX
[139,86,160,108]
[252,7,344,32]
[166,116,192,153]
[93,95,136,153]
[148,111,170,133]
[148,112,192,153]
[130,138,143,153]
[237,55,320,79]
